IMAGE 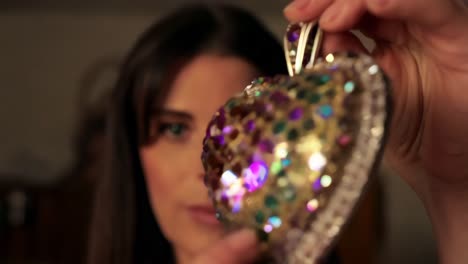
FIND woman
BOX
[87,4,283,264]
[88,4,382,264]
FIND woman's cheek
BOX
[140,147,175,200]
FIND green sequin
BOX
[318,105,333,118]
[306,74,330,85]
[296,89,307,99]
[257,229,269,242]
[306,74,320,83]
[287,129,299,141]
[308,93,321,104]
[277,170,286,177]
[226,99,237,110]
[270,161,282,175]
[255,211,265,224]
[344,81,355,93]
[273,121,287,134]
[265,195,278,209]
[282,188,296,202]
[318,75,331,85]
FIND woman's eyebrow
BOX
[156,108,194,120]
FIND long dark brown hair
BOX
[87,4,288,264]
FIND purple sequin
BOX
[247,153,262,164]
[244,120,255,132]
[287,25,301,42]
[312,178,322,191]
[289,107,304,121]
[258,139,275,153]
[243,161,269,192]
[213,135,225,146]
[216,109,226,129]
[223,126,233,134]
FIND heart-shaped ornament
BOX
[201,23,391,263]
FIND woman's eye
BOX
[159,122,190,140]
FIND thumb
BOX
[193,229,260,264]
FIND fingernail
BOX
[284,0,310,12]
[320,6,338,24]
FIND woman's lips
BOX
[187,205,221,225]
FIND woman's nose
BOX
[190,130,208,181]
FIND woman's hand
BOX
[284,0,468,263]
[193,230,259,264]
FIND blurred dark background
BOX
[0,1,437,263]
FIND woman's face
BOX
[139,55,258,260]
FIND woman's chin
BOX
[176,225,225,258]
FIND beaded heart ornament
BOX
[202,22,391,263]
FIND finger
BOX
[194,229,259,264]
[365,0,461,28]
[358,15,407,45]
[284,0,334,23]
[321,31,369,56]
[319,0,366,32]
